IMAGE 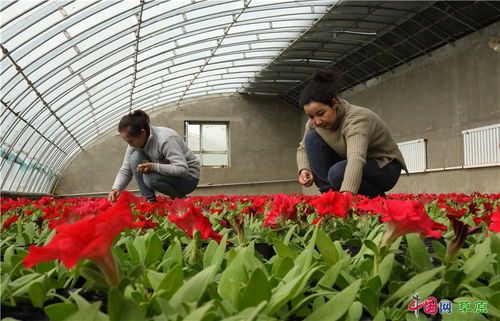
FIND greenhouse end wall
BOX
[55,94,304,196]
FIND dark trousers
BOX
[130,150,199,201]
[305,129,401,198]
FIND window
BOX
[185,121,229,167]
[397,139,427,173]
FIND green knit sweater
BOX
[297,99,408,194]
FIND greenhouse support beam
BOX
[0,44,83,150]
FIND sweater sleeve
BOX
[152,136,189,177]
[112,147,133,191]
[297,120,312,173]
[341,133,369,194]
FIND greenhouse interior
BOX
[1,0,500,320]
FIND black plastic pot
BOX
[254,243,276,260]
[1,303,49,321]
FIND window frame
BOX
[184,120,230,168]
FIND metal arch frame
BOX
[3,9,325,128]
[278,1,437,103]
[14,29,312,149]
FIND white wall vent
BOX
[397,139,427,173]
[462,124,500,167]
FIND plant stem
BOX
[189,231,201,265]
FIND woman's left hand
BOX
[136,162,153,173]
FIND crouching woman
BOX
[297,69,408,198]
[108,110,200,202]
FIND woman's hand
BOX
[299,169,315,187]
[136,162,153,173]
[107,189,120,201]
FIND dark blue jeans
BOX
[305,129,401,198]
[130,150,199,201]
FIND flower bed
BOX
[1,191,499,321]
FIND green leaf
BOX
[220,301,267,321]
[384,266,445,305]
[372,310,385,321]
[28,281,46,308]
[108,288,145,321]
[363,239,379,256]
[183,301,214,321]
[157,264,184,300]
[125,238,140,263]
[415,279,442,302]
[284,224,297,245]
[10,273,45,297]
[164,238,183,268]
[79,267,107,288]
[272,237,297,259]
[406,234,432,272]
[145,232,164,267]
[65,302,103,321]
[489,233,500,275]
[366,276,382,293]
[316,230,339,265]
[239,268,271,310]
[203,240,218,268]
[146,270,165,292]
[265,266,319,316]
[359,288,378,317]
[169,265,217,311]
[304,279,361,321]
[345,301,363,321]
[209,235,227,269]
[378,253,394,288]
[274,256,294,280]
[464,239,495,282]
[283,229,317,283]
[317,260,343,289]
[44,303,78,321]
[218,247,251,306]
[488,291,500,309]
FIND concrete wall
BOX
[55,94,304,196]
[338,22,500,194]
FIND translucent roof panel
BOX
[1,0,333,193]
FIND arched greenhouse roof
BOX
[1,0,499,194]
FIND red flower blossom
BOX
[473,214,492,227]
[135,201,155,214]
[137,215,158,230]
[23,191,143,286]
[489,208,500,233]
[2,214,18,230]
[168,202,222,242]
[310,190,352,218]
[264,194,299,228]
[376,199,444,246]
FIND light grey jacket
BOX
[112,126,200,191]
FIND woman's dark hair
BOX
[118,110,150,137]
[299,69,343,107]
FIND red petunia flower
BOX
[263,194,299,228]
[137,215,158,230]
[310,190,352,218]
[376,199,444,247]
[489,208,500,233]
[168,202,222,243]
[2,214,19,230]
[23,191,143,286]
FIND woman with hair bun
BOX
[297,69,408,198]
[108,110,200,202]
